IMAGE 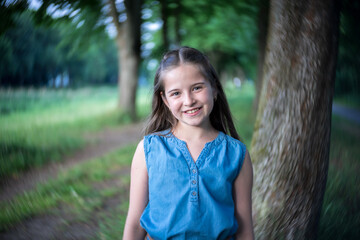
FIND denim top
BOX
[140,130,246,240]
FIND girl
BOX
[123,47,254,240]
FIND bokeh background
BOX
[0,0,359,239]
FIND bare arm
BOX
[122,140,148,240]
[233,150,254,240]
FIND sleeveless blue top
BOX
[140,130,246,240]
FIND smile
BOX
[184,108,201,114]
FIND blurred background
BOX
[0,0,359,239]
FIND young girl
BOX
[123,47,254,240]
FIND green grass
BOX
[226,81,256,147]
[0,144,136,231]
[0,86,151,179]
[95,201,129,239]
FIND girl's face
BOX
[161,64,216,130]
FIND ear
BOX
[160,91,170,108]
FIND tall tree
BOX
[108,0,142,120]
[36,0,142,120]
[251,0,340,239]
[159,0,169,50]
[157,0,182,50]
[173,0,181,47]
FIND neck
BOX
[172,123,218,142]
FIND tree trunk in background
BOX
[251,0,340,239]
[160,0,169,50]
[253,0,269,112]
[174,0,182,47]
[109,0,142,121]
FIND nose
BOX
[184,92,195,106]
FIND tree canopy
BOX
[0,1,117,87]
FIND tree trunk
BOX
[109,0,142,121]
[174,0,181,47]
[117,32,139,121]
[251,0,340,239]
[160,0,169,50]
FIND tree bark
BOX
[251,0,340,239]
[109,0,142,121]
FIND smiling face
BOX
[161,63,217,131]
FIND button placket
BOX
[190,167,199,202]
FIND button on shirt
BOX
[140,130,246,240]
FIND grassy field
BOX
[0,86,151,179]
[0,84,359,239]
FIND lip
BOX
[183,107,202,116]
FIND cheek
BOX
[166,99,180,111]
[202,91,215,103]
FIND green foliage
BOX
[0,10,59,86]
[143,0,259,81]
[0,7,118,87]
[335,0,360,100]
[226,81,256,146]
[0,0,28,35]
[181,0,258,79]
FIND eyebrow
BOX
[166,81,206,94]
[166,89,180,94]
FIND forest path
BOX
[0,122,144,203]
[0,122,143,239]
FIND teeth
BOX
[186,108,199,114]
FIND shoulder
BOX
[222,133,247,152]
[144,130,172,147]
[144,129,172,140]
[143,130,174,164]
[221,133,248,171]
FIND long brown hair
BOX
[145,46,240,140]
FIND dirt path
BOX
[0,167,131,240]
[0,122,143,239]
[0,122,143,203]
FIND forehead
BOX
[161,64,207,88]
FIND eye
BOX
[193,86,202,91]
[170,91,180,97]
